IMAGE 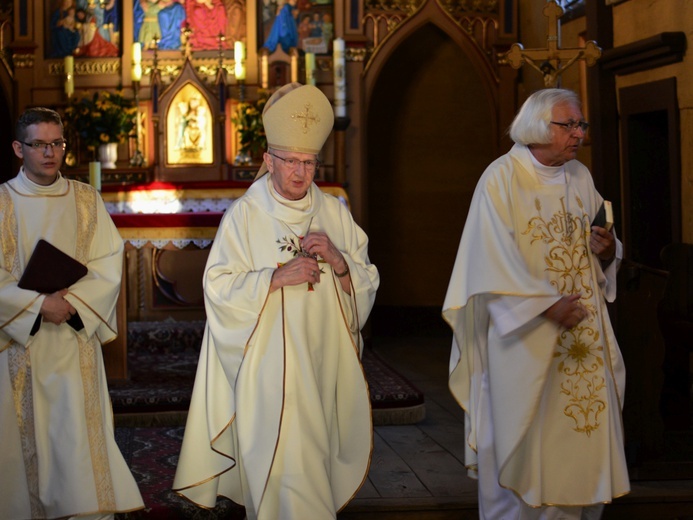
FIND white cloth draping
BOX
[0,169,144,519]
[443,145,630,514]
[173,177,379,519]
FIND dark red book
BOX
[18,239,88,293]
[18,239,88,332]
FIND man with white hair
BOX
[173,83,379,519]
[443,88,630,519]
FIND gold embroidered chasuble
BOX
[0,169,143,519]
[173,177,380,519]
[443,145,630,507]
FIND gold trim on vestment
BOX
[1,185,45,517]
[522,194,607,435]
[67,292,118,339]
[78,332,116,510]
[0,185,20,277]
[0,295,42,330]
[255,288,290,517]
[330,271,375,512]
[9,342,45,518]
[72,181,97,263]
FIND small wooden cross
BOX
[500,0,601,88]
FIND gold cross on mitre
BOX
[292,103,321,133]
[500,0,602,88]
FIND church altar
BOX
[103,180,349,380]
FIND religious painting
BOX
[46,0,121,58]
[259,0,334,55]
[166,83,214,165]
[133,0,247,52]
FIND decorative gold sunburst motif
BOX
[522,194,606,435]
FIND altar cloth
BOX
[102,181,348,215]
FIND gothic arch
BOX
[362,6,501,308]
[362,0,500,117]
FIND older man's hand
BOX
[270,256,321,291]
[543,294,589,329]
[590,226,615,262]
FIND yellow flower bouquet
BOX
[231,90,269,159]
[63,90,137,152]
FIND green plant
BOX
[231,91,269,158]
[63,90,137,152]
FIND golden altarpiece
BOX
[2,0,524,381]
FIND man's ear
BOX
[11,140,24,159]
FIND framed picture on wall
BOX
[259,0,334,55]
[46,0,121,58]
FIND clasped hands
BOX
[270,231,347,291]
[39,289,77,325]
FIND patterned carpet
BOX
[111,319,426,517]
[115,426,244,519]
[109,319,425,427]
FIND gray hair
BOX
[509,89,582,146]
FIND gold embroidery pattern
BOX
[8,344,45,518]
[2,188,44,515]
[73,182,115,507]
[71,181,97,263]
[523,195,606,435]
[0,185,20,278]
[78,334,116,509]
[292,103,320,134]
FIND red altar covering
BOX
[105,180,349,248]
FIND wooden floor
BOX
[339,330,693,520]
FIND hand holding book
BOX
[591,200,613,231]
[19,239,87,332]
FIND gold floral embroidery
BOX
[0,185,20,278]
[555,326,606,435]
[523,195,607,435]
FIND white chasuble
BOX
[443,145,630,508]
[173,177,379,519]
[0,170,143,519]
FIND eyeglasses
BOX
[269,152,320,172]
[21,140,67,153]
[550,120,590,133]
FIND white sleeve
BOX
[487,294,561,337]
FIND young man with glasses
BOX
[174,84,380,519]
[0,107,144,519]
[443,89,629,519]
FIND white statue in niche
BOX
[167,85,214,165]
[176,95,207,151]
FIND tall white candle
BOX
[132,42,142,82]
[333,38,346,117]
[260,53,269,89]
[89,161,101,191]
[305,53,316,86]
[64,55,74,97]
[234,41,246,80]
[290,52,299,83]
